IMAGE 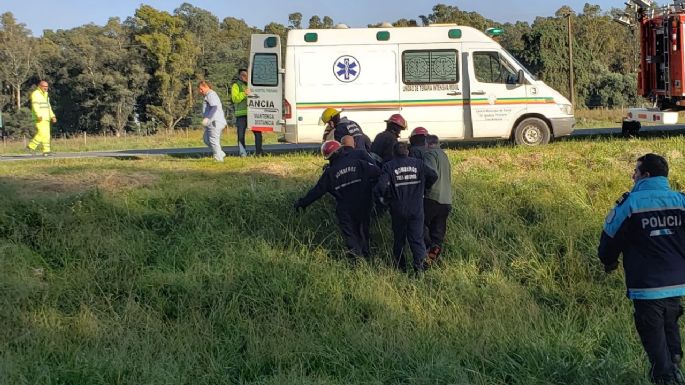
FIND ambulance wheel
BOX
[513,118,550,146]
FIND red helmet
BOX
[320,140,342,160]
[410,126,429,137]
[384,113,407,129]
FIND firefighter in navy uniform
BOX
[408,126,429,161]
[294,140,381,261]
[370,113,407,164]
[320,108,371,151]
[375,142,437,274]
[598,153,685,385]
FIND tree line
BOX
[0,2,640,138]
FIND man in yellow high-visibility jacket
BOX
[28,80,56,156]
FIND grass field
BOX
[2,135,685,384]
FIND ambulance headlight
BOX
[558,104,573,115]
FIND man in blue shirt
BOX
[199,81,227,162]
[599,153,685,385]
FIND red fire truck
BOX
[619,0,684,134]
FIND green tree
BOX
[132,5,198,131]
[308,16,322,29]
[288,12,302,29]
[0,12,37,111]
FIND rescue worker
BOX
[198,81,227,162]
[28,80,56,156]
[422,134,452,268]
[231,69,263,156]
[294,140,381,260]
[375,142,437,274]
[598,153,685,385]
[408,126,429,160]
[370,113,407,164]
[320,108,371,151]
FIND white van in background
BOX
[247,25,575,146]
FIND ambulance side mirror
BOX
[517,69,525,85]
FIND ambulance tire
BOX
[513,118,550,146]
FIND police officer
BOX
[294,140,381,260]
[408,126,429,161]
[370,113,407,164]
[320,108,371,151]
[375,142,437,274]
[599,153,685,385]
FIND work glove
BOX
[202,117,209,126]
[293,199,306,213]
[604,262,619,273]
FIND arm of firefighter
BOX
[297,172,330,209]
[360,159,381,183]
[373,169,391,202]
[231,83,246,105]
[423,163,438,190]
[597,199,631,271]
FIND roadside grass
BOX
[0,126,280,155]
[2,136,685,384]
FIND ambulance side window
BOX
[473,51,517,84]
[402,49,459,84]
[251,53,279,86]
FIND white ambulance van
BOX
[247,25,575,146]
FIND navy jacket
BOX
[333,117,371,151]
[370,130,399,164]
[598,176,685,299]
[297,151,381,210]
[374,154,438,216]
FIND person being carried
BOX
[598,153,685,385]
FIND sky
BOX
[4,0,621,36]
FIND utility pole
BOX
[567,12,575,107]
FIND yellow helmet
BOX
[320,108,340,124]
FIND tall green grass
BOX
[2,136,685,384]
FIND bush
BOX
[1,108,34,139]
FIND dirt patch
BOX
[241,162,296,177]
[2,170,159,198]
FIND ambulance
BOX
[247,25,575,146]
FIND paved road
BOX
[2,125,685,162]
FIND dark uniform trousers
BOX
[634,297,684,382]
[236,116,263,155]
[424,198,451,249]
[336,204,371,258]
[390,207,425,272]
